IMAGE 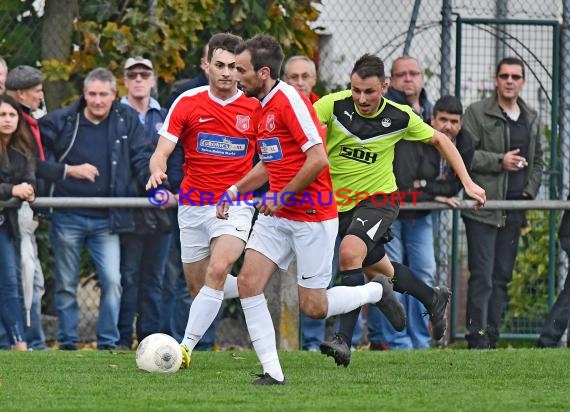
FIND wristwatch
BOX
[419,179,427,188]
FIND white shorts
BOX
[246,214,338,289]
[178,205,254,263]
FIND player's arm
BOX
[258,143,328,216]
[146,136,176,190]
[429,130,486,208]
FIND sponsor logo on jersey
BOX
[259,137,283,162]
[339,145,378,164]
[266,114,276,132]
[199,117,215,123]
[236,115,250,132]
[196,133,248,157]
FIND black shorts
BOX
[338,194,399,267]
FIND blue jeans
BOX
[367,214,436,349]
[0,243,45,349]
[161,209,220,349]
[0,225,26,346]
[118,232,171,348]
[50,212,122,349]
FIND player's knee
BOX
[237,271,261,297]
[207,260,230,282]
[339,247,361,269]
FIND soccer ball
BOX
[136,333,183,373]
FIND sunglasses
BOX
[498,73,523,81]
[126,71,153,80]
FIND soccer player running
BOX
[146,33,260,367]
[315,54,486,366]
[216,34,402,385]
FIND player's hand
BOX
[434,195,461,207]
[216,188,238,219]
[66,163,99,182]
[257,194,284,216]
[146,171,167,191]
[465,182,486,209]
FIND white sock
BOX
[241,294,284,381]
[325,282,383,318]
[180,286,224,353]
[223,274,239,299]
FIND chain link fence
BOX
[0,0,568,346]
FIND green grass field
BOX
[1,348,569,411]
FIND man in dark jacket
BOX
[462,57,544,349]
[39,68,152,350]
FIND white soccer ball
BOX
[136,333,183,373]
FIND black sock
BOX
[392,262,434,309]
[336,268,365,345]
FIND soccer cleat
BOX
[428,286,451,341]
[252,372,286,385]
[373,275,406,332]
[180,344,191,369]
[319,334,351,367]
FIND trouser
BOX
[463,211,524,348]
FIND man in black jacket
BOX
[39,68,152,350]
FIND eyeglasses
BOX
[498,73,523,81]
[391,71,422,79]
[126,71,153,80]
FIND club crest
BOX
[236,115,250,132]
[266,114,276,132]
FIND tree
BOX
[40,0,321,106]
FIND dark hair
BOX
[207,33,243,62]
[0,94,34,158]
[433,95,463,117]
[351,54,385,80]
[496,57,525,79]
[234,34,283,80]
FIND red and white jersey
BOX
[160,86,260,205]
[257,81,337,222]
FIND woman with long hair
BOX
[0,94,36,351]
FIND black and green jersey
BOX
[314,90,434,212]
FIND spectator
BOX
[462,57,544,349]
[537,206,570,348]
[0,56,7,93]
[0,94,35,351]
[116,57,175,349]
[39,68,152,350]
[282,55,319,103]
[5,65,49,350]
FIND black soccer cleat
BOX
[320,334,351,367]
[252,373,286,385]
[429,286,451,341]
[373,275,406,332]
